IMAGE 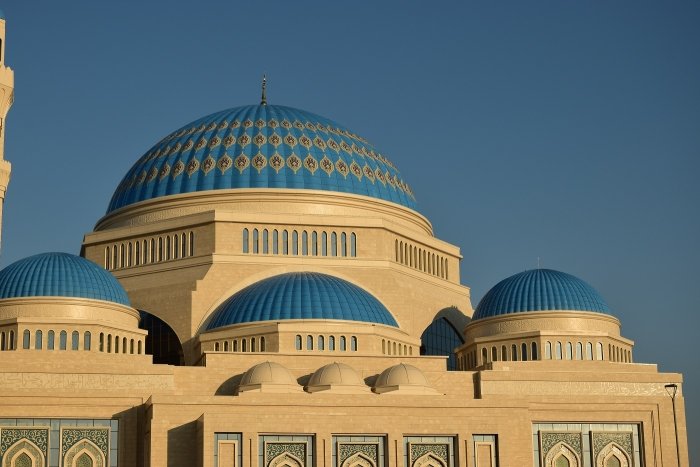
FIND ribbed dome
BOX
[472,269,611,320]
[308,362,362,387]
[374,363,429,388]
[205,272,398,330]
[240,361,296,386]
[107,105,416,214]
[0,252,130,306]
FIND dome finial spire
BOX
[260,74,267,106]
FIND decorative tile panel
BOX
[338,443,378,467]
[591,432,633,464]
[61,428,109,458]
[540,432,582,461]
[0,427,49,457]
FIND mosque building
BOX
[0,11,689,467]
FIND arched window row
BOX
[294,334,357,352]
[608,343,632,363]
[19,329,144,354]
[0,330,15,351]
[104,231,195,270]
[543,340,610,361]
[243,228,358,258]
[458,340,544,369]
[214,336,267,353]
[394,239,449,280]
[381,339,413,356]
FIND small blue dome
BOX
[205,272,398,330]
[0,252,130,306]
[472,269,611,320]
[108,105,416,214]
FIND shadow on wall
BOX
[215,373,244,396]
[167,421,198,467]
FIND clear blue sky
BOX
[1,0,698,460]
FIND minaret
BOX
[0,11,13,254]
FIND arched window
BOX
[566,342,573,360]
[233,340,238,352]
[8,330,14,350]
[81,331,90,351]
[555,342,562,360]
[215,342,220,351]
[491,346,498,361]
[382,339,386,354]
[576,342,583,360]
[35,330,43,350]
[165,236,171,260]
[597,342,604,361]
[393,342,397,355]
[331,232,338,257]
[295,335,302,350]
[512,344,518,361]
[48,330,55,350]
[23,330,30,349]
[115,335,119,353]
[445,260,449,280]
[189,231,195,256]
[273,230,279,254]
[157,237,164,262]
[260,337,266,352]
[322,232,328,256]
[399,241,404,263]
[292,230,299,255]
[531,342,538,360]
[586,342,593,360]
[122,337,127,353]
[302,231,308,256]
[341,232,347,257]
[419,317,464,370]
[329,335,335,351]
[545,341,552,359]
[58,331,68,350]
[242,228,249,253]
[241,339,247,352]
[119,243,125,268]
[351,336,357,351]
[263,229,269,254]
[351,232,357,257]
[105,246,111,269]
[501,345,508,361]
[522,342,528,361]
[282,230,289,255]
[251,337,256,352]
[150,239,156,263]
[135,242,141,265]
[318,335,324,351]
[138,341,142,354]
[253,228,259,254]
[312,231,318,256]
[130,339,134,354]
[340,335,346,351]
[99,333,104,352]
[173,234,179,259]
[481,347,488,364]
[72,331,79,350]
[107,334,112,353]
[306,335,313,350]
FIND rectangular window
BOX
[473,435,498,467]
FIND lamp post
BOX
[664,383,681,466]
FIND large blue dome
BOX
[472,269,611,320]
[0,252,130,306]
[205,272,398,330]
[108,105,416,214]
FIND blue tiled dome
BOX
[0,252,130,306]
[472,269,611,320]
[108,105,416,214]
[205,272,398,330]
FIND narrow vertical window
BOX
[105,247,111,269]
[576,342,583,360]
[340,336,346,351]
[224,341,229,352]
[127,242,133,266]
[382,339,386,354]
[9,330,14,350]
[531,342,538,360]
[341,232,347,257]
[84,332,91,351]
[173,235,179,259]
[115,335,119,353]
[242,228,249,253]
[597,342,604,361]
[72,331,79,350]
[556,341,563,360]
[272,230,279,254]
[260,336,266,352]
[138,341,142,354]
[233,340,238,352]
[215,342,220,351]
[123,337,127,353]
[491,346,497,361]
[329,335,335,351]
[481,347,488,364]
[318,335,324,350]
[312,231,318,256]
[586,342,593,360]
[501,345,508,361]
[395,239,398,261]
[331,232,337,256]
[263,229,269,254]
[157,237,163,262]
[23,330,30,349]
[295,335,302,350]
[107,334,112,353]
[306,335,313,350]
[400,241,404,263]
[302,231,308,256]
[99,333,104,352]
[60,331,67,350]
[522,342,528,361]
[253,228,259,254]
[322,232,328,256]
[113,244,118,268]
[181,233,187,257]
[242,339,247,352]
[566,342,572,360]
[251,337,256,352]
[350,336,357,351]
[135,242,141,265]
[35,330,43,350]
[119,244,125,268]
[292,230,299,255]
[283,230,289,255]
[166,236,171,260]
[512,344,518,361]
[48,330,55,350]
[545,341,552,359]
[150,239,156,263]
[348,232,355,256]
[189,231,195,256]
